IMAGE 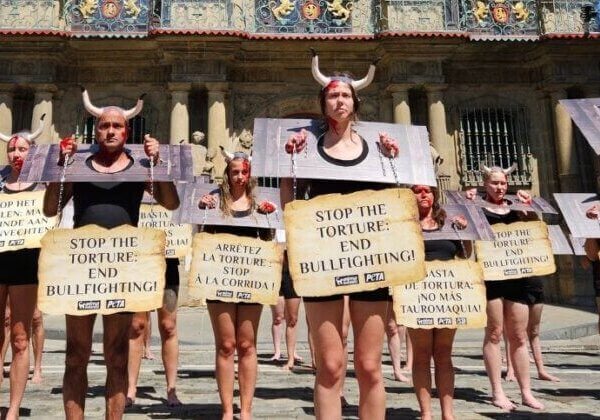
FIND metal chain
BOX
[149,156,155,212]
[56,154,70,226]
[377,143,387,177]
[291,143,298,200]
[388,155,402,188]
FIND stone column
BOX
[0,88,13,165]
[426,85,458,189]
[388,84,412,125]
[549,88,579,192]
[169,83,191,145]
[206,82,229,178]
[32,84,57,144]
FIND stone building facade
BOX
[1,0,599,305]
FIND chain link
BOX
[56,154,70,226]
[149,155,155,211]
[291,143,298,200]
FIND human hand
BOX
[378,132,399,158]
[516,189,532,205]
[465,188,478,200]
[198,194,218,209]
[586,204,600,219]
[285,129,307,154]
[59,135,77,165]
[257,200,277,214]
[144,134,159,164]
[451,215,468,230]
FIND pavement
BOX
[2,293,600,419]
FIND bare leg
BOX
[126,312,147,404]
[404,326,413,373]
[143,312,154,360]
[269,296,284,361]
[528,304,559,382]
[433,329,457,420]
[208,302,237,420]
[483,298,515,410]
[283,297,301,370]
[236,304,262,420]
[386,307,409,382]
[504,331,516,382]
[504,301,544,409]
[351,299,387,420]
[6,285,37,420]
[0,293,9,385]
[103,313,133,420]
[305,298,345,419]
[63,314,96,420]
[340,295,350,403]
[30,306,44,384]
[157,287,181,406]
[408,328,433,420]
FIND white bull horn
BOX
[351,63,376,91]
[219,146,235,163]
[26,113,46,142]
[123,94,145,120]
[311,51,331,88]
[503,162,518,175]
[81,86,104,118]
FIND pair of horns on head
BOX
[310,48,378,91]
[481,162,518,176]
[81,86,144,119]
[220,146,252,163]
[0,114,46,143]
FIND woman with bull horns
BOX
[198,148,277,420]
[281,50,398,420]
[0,115,47,419]
[466,163,545,411]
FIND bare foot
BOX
[393,369,411,383]
[269,353,281,361]
[522,394,545,410]
[125,397,135,408]
[505,369,516,382]
[538,371,560,382]
[293,354,303,363]
[167,388,182,407]
[282,364,294,371]
[31,371,43,384]
[491,394,517,411]
[143,348,155,360]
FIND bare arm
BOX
[43,182,73,217]
[146,181,179,211]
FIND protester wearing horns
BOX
[0,115,47,419]
[198,148,277,420]
[466,163,545,411]
[409,184,470,420]
[43,89,179,420]
[281,50,399,420]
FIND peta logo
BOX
[106,299,125,309]
[216,290,233,298]
[364,271,385,283]
[77,300,100,311]
[334,275,359,287]
[237,292,251,300]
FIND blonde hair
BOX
[219,158,257,216]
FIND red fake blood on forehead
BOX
[242,160,251,179]
[8,136,19,149]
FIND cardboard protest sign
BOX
[421,204,495,241]
[252,118,436,186]
[0,190,57,252]
[392,260,486,329]
[475,221,556,281]
[188,232,283,305]
[285,188,426,297]
[559,98,600,155]
[19,144,193,183]
[38,225,166,315]
[139,204,193,258]
[445,190,557,214]
[172,182,283,229]
[553,193,600,238]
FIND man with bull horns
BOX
[43,88,179,420]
